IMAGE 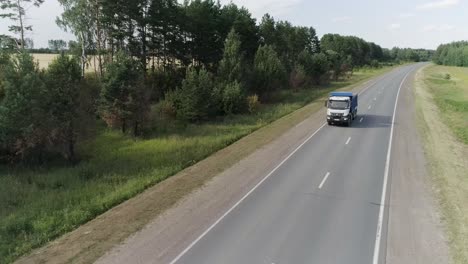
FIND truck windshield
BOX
[328,100,349,110]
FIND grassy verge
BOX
[422,66,468,143]
[0,66,394,263]
[415,64,468,264]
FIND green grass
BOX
[423,65,468,143]
[0,66,393,263]
[418,64,468,264]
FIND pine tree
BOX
[0,52,50,161]
[253,45,286,97]
[100,52,149,136]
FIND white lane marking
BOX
[169,123,327,264]
[372,70,413,264]
[345,137,351,145]
[318,172,331,189]
[374,97,377,101]
[359,66,403,96]
[360,117,364,123]
[368,105,372,110]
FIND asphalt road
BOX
[169,65,423,264]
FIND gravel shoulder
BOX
[386,65,451,264]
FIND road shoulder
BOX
[386,66,451,263]
[414,65,468,263]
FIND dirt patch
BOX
[414,65,468,264]
[15,67,397,264]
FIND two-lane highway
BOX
[169,65,421,264]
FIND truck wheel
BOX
[328,121,332,126]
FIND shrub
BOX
[370,59,380,68]
[246,94,260,114]
[290,64,307,91]
[221,81,246,115]
[444,73,451,80]
[159,97,177,119]
[170,67,215,122]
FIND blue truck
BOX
[325,92,359,126]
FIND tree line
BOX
[433,41,468,67]
[0,0,432,164]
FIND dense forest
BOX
[0,0,432,165]
[433,41,468,67]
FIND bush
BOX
[370,59,380,68]
[444,73,451,80]
[159,96,177,120]
[170,67,216,122]
[290,64,307,90]
[246,94,260,113]
[221,81,246,115]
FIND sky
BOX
[0,0,466,49]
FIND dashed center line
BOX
[345,137,351,145]
[319,172,331,189]
[374,97,377,101]
[368,105,372,110]
[360,117,364,123]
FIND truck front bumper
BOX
[327,115,349,123]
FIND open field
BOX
[415,65,468,264]
[33,53,99,73]
[0,66,396,263]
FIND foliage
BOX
[259,14,320,71]
[321,34,379,67]
[99,52,149,136]
[45,54,92,163]
[289,64,307,90]
[0,52,50,162]
[297,50,330,85]
[220,81,245,115]
[218,29,245,84]
[246,94,260,113]
[388,47,434,62]
[169,67,215,121]
[433,41,468,67]
[253,45,286,97]
[0,0,44,50]
[48,39,67,52]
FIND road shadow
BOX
[329,114,392,128]
[352,114,392,128]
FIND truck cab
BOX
[326,92,358,126]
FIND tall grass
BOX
[424,66,468,143]
[0,67,390,263]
